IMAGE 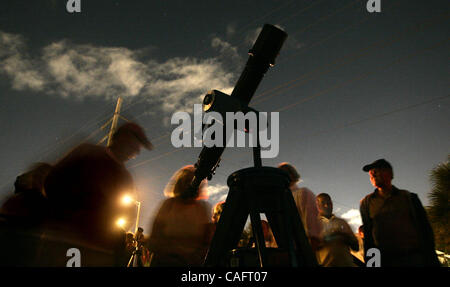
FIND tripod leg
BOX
[284,190,318,266]
[127,253,134,267]
[266,210,298,267]
[249,210,266,267]
[280,191,299,267]
[204,186,249,266]
[266,188,318,267]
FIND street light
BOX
[122,194,134,205]
[116,217,127,229]
[121,194,141,234]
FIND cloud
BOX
[211,37,240,63]
[0,30,237,116]
[339,209,362,233]
[41,41,149,100]
[207,183,228,203]
[0,31,46,91]
[226,23,237,38]
[285,37,305,50]
[146,56,235,114]
[245,27,262,46]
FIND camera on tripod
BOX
[127,227,145,267]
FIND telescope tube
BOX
[191,24,287,190]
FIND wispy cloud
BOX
[211,37,240,63]
[0,30,237,116]
[42,41,148,100]
[339,208,362,233]
[226,23,237,38]
[245,27,263,46]
[207,183,228,203]
[0,31,46,91]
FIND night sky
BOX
[0,0,449,233]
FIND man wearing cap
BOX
[360,159,439,266]
[35,122,153,266]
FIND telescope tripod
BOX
[204,147,318,267]
[127,246,142,267]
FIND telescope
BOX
[191,24,287,189]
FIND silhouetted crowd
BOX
[0,122,441,267]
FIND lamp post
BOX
[122,194,141,234]
[134,200,141,234]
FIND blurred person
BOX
[43,122,152,249]
[0,122,152,266]
[246,220,278,249]
[212,201,226,224]
[128,227,148,267]
[278,162,322,251]
[360,159,440,267]
[121,232,136,266]
[261,220,277,248]
[147,165,212,266]
[351,225,365,265]
[316,193,359,267]
[207,201,226,243]
[126,232,135,250]
[0,162,52,221]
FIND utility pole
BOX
[106,97,123,147]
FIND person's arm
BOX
[409,193,440,266]
[302,189,323,251]
[340,220,359,251]
[321,218,359,250]
[360,197,375,263]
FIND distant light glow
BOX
[116,218,126,228]
[121,194,134,205]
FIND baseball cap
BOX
[114,122,153,150]
[362,159,393,172]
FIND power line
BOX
[253,9,449,105]
[133,10,449,168]
[128,36,449,171]
[275,36,450,113]
[100,6,448,171]
[233,0,358,52]
[289,0,361,39]
[27,1,404,168]
[37,106,116,161]
[129,148,186,169]
[276,0,328,26]
[192,0,332,61]
[309,94,450,137]
[276,0,403,66]
[111,1,377,132]
[238,0,298,32]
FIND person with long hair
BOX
[147,165,212,266]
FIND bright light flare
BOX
[116,218,127,228]
[121,194,134,205]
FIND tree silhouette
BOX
[428,155,450,254]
